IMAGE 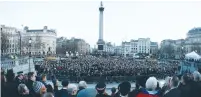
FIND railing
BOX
[55,74,168,83]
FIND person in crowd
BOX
[163,76,180,97]
[26,72,36,95]
[78,81,87,94]
[130,75,148,97]
[114,83,121,97]
[46,84,54,94]
[41,74,48,86]
[118,81,131,97]
[95,81,111,97]
[190,71,201,97]
[16,72,25,85]
[5,69,19,97]
[58,80,69,97]
[67,84,78,97]
[33,81,47,97]
[178,74,191,97]
[111,87,116,97]
[53,79,60,97]
[77,88,97,97]
[1,72,7,97]
[17,84,32,97]
[136,76,159,97]
[160,76,171,96]
[43,92,55,97]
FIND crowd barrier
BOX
[56,74,168,83]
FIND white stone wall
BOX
[121,42,131,57]
[1,25,20,55]
[104,44,115,54]
[23,27,57,55]
[137,38,151,54]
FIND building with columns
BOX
[160,27,201,59]
[150,42,159,55]
[122,42,131,57]
[1,25,20,56]
[185,27,201,54]
[56,37,90,55]
[22,26,57,56]
[121,38,155,57]
[104,42,115,54]
[137,38,151,54]
[114,46,122,56]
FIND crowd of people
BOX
[37,56,179,81]
[1,68,201,97]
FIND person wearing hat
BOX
[95,81,110,97]
[33,81,47,97]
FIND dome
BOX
[188,27,201,34]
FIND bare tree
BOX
[160,44,175,59]
[35,35,44,49]
[21,37,29,55]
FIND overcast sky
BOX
[0,1,201,46]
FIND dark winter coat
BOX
[163,88,181,97]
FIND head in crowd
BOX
[33,81,47,95]
[28,72,36,81]
[67,84,78,96]
[181,73,191,85]
[136,75,148,89]
[170,76,179,88]
[18,84,29,95]
[111,87,116,94]
[62,80,69,88]
[42,92,54,97]
[78,81,87,90]
[46,84,54,93]
[193,71,201,82]
[96,81,106,94]
[146,76,158,91]
[119,81,131,96]
[17,72,24,81]
[77,88,97,97]
[6,69,15,82]
[42,74,47,82]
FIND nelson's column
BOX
[97,1,105,52]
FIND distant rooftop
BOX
[188,27,201,34]
[27,30,43,32]
[151,42,158,45]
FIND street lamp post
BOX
[181,46,184,60]
[28,38,32,72]
[17,31,22,56]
